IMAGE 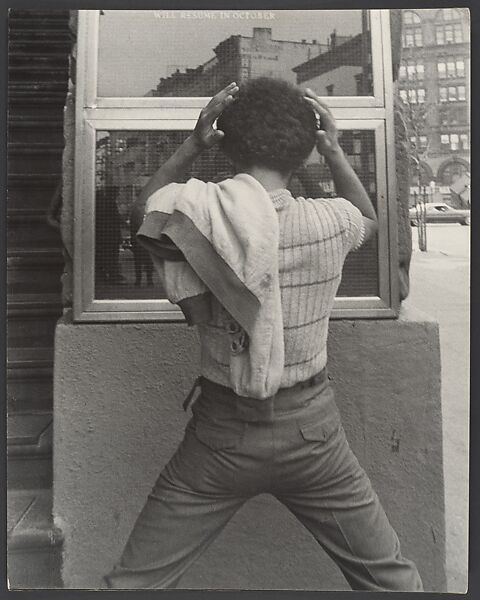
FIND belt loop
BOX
[183,376,202,412]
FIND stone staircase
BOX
[7,10,71,589]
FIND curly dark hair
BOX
[217,77,317,173]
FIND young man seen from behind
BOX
[103,78,423,592]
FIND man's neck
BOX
[241,165,291,193]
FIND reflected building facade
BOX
[150,27,329,97]
[293,13,372,96]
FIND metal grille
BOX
[94,129,378,300]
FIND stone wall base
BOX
[53,306,445,590]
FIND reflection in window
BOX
[97,10,373,97]
[439,161,469,186]
[94,129,379,300]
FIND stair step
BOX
[8,412,53,489]
[9,9,70,18]
[8,412,52,449]
[7,489,63,589]
[7,380,53,413]
[8,142,64,155]
[7,184,60,211]
[9,63,68,74]
[8,155,65,177]
[7,250,64,295]
[8,115,64,127]
[7,293,63,316]
[8,173,62,186]
[9,38,71,49]
[8,488,57,539]
[7,347,54,383]
[9,18,70,31]
[7,314,60,349]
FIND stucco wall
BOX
[53,306,445,591]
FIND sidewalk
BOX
[404,224,470,593]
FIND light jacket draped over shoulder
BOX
[136,174,284,399]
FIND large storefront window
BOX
[74,10,398,321]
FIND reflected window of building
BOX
[399,89,408,103]
[458,85,466,101]
[97,10,374,98]
[439,87,448,102]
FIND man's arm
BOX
[131,82,239,233]
[304,89,378,241]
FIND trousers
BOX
[103,374,423,591]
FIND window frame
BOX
[73,9,399,322]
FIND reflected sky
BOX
[97,9,364,96]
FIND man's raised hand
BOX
[192,82,239,149]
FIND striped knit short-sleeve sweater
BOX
[197,188,366,390]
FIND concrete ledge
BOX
[53,313,445,590]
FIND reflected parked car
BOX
[409,203,470,226]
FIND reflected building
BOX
[293,16,372,96]
[150,27,329,97]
